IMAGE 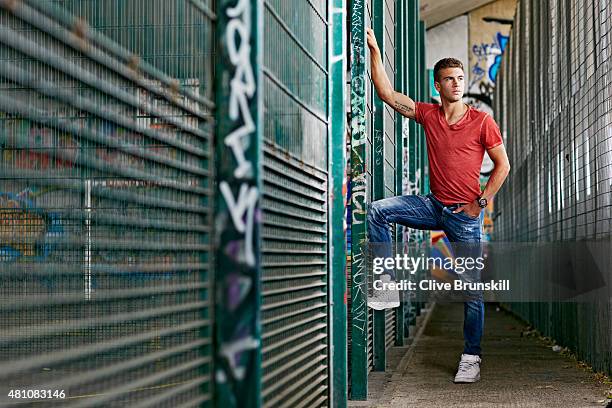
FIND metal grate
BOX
[381,0,397,352]
[0,0,214,406]
[348,0,427,398]
[493,0,612,375]
[260,1,330,406]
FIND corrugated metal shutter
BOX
[0,1,214,406]
[260,0,330,407]
[382,0,398,352]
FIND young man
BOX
[364,28,511,383]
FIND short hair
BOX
[433,58,464,82]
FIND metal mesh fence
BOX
[381,0,397,352]
[493,0,612,375]
[348,0,428,399]
[259,1,330,407]
[0,0,214,405]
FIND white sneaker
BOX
[367,274,400,310]
[454,354,481,383]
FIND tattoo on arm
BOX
[393,100,414,115]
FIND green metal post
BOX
[400,0,411,342]
[329,0,348,406]
[214,1,263,407]
[394,0,405,347]
[419,21,429,195]
[405,0,419,331]
[372,0,387,373]
[419,19,430,302]
[349,0,369,399]
[413,2,423,318]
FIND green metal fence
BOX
[0,0,351,406]
[258,1,333,406]
[0,0,214,406]
[214,0,262,406]
[348,0,429,399]
[0,0,440,404]
[493,0,612,375]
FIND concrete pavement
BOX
[374,303,611,408]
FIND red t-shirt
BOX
[414,102,503,205]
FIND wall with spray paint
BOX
[424,0,516,126]
[467,0,515,241]
[467,0,516,111]
[0,2,215,407]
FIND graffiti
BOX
[137,78,201,130]
[219,334,259,381]
[349,0,366,147]
[215,0,260,400]
[350,80,366,146]
[227,272,251,311]
[0,191,46,259]
[350,0,365,66]
[463,93,493,114]
[374,129,383,166]
[0,188,65,264]
[95,121,146,170]
[351,173,367,225]
[349,5,367,253]
[221,0,259,271]
[220,182,258,267]
[466,30,508,179]
[349,0,369,394]
[1,119,80,170]
[351,250,367,337]
[0,114,181,175]
[468,32,509,95]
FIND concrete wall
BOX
[425,0,517,109]
[426,14,469,95]
[467,0,516,109]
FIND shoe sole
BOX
[367,301,400,310]
[453,375,480,383]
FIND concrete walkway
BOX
[376,303,610,408]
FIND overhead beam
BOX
[420,0,497,28]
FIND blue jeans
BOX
[367,193,485,356]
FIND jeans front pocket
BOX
[454,209,480,222]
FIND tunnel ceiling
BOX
[421,0,497,27]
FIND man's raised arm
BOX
[366,28,416,120]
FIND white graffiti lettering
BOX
[219,0,260,383]
[220,335,260,380]
[351,250,367,336]
[220,182,258,266]
[226,0,255,179]
[351,173,367,225]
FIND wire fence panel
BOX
[260,1,330,407]
[347,0,367,399]
[494,0,611,375]
[0,0,214,405]
[381,0,397,356]
[348,0,428,399]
